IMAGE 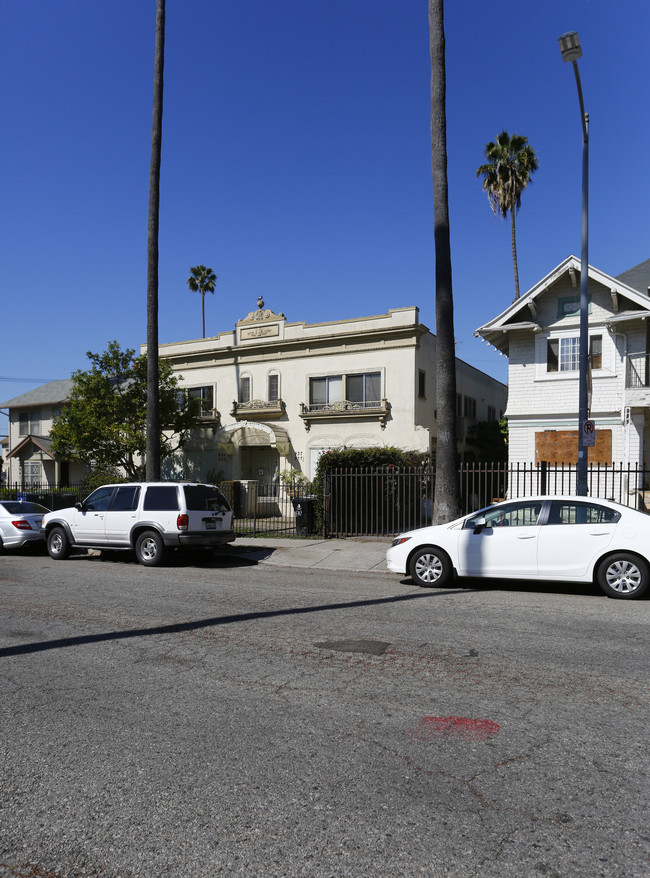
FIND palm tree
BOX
[476,130,539,300]
[145,0,165,481]
[429,0,461,524]
[187,265,218,338]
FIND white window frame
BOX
[536,330,614,380]
[187,384,215,417]
[19,410,40,436]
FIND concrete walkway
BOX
[223,536,392,573]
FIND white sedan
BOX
[386,495,650,599]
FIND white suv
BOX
[42,482,235,566]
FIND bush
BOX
[312,447,432,533]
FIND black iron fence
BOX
[4,462,649,540]
[322,462,650,537]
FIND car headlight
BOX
[391,536,411,548]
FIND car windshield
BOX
[183,485,231,512]
[0,501,50,515]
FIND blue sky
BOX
[1,0,648,433]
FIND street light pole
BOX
[559,31,589,496]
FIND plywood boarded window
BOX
[535,429,612,465]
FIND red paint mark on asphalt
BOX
[405,716,500,742]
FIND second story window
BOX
[19,410,41,436]
[240,375,251,404]
[310,375,342,408]
[188,386,214,417]
[347,372,381,407]
[547,335,602,373]
[268,373,279,402]
[463,396,477,419]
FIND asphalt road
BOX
[1,549,648,878]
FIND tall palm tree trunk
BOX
[146,0,165,481]
[429,0,460,524]
[510,209,520,299]
[202,291,206,338]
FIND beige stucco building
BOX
[153,301,507,483]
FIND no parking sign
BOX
[582,419,596,447]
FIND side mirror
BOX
[75,501,84,511]
[473,516,487,534]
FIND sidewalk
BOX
[223,536,392,574]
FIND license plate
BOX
[205,520,216,530]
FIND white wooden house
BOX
[476,256,650,473]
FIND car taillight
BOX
[177,514,189,531]
[12,520,33,530]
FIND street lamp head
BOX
[559,31,582,62]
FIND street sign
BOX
[582,419,596,447]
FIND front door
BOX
[239,447,279,482]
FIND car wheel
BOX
[597,553,649,599]
[409,546,452,587]
[47,527,70,560]
[0,536,4,553]
[135,530,166,567]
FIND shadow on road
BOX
[0,587,472,658]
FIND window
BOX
[487,405,497,422]
[418,370,426,398]
[309,373,381,409]
[268,373,279,402]
[463,396,477,419]
[466,501,542,529]
[590,336,602,370]
[547,500,620,525]
[456,394,463,417]
[110,486,141,511]
[240,376,251,404]
[310,375,343,408]
[23,461,41,485]
[547,335,602,373]
[143,485,179,511]
[183,485,230,513]
[347,372,381,407]
[19,410,40,436]
[84,486,115,511]
[188,386,214,417]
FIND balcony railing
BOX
[299,398,390,431]
[626,351,649,389]
[230,399,286,420]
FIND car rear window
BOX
[0,501,50,515]
[143,486,180,511]
[183,485,231,513]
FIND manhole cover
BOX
[314,639,390,656]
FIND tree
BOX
[146,0,166,481]
[50,341,200,480]
[465,419,508,463]
[187,265,218,338]
[429,0,461,524]
[476,130,539,300]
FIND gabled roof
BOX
[474,255,650,356]
[7,435,55,459]
[615,258,650,294]
[0,379,73,409]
